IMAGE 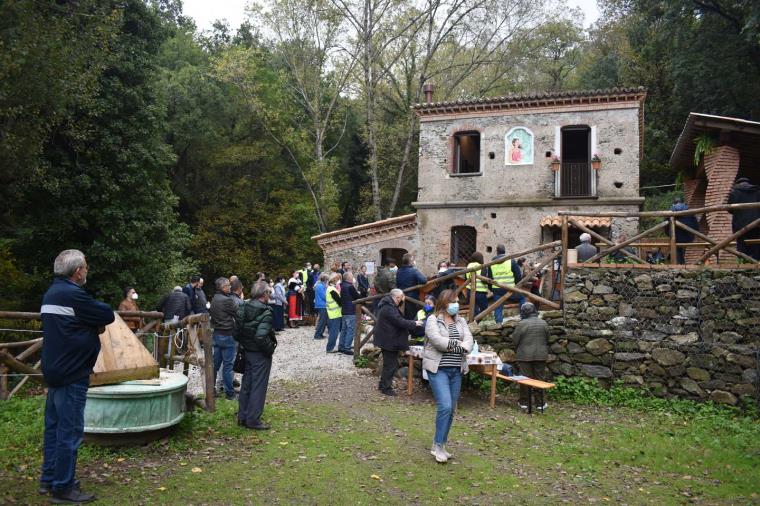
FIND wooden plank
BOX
[15,340,42,361]
[201,325,216,413]
[558,202,760,218]
[675,221,758,263]
[476,276,560,310]
[669,217,678,265]
[407,354,414,396]
[90,313,159,386]
[0,338,43,349]
[560,216,569,305]
[697,217,760,264]
[0,350,44,383]
[8,360,41,399]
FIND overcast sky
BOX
[182,0,601,31]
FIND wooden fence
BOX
[0,311,216,411]
[351,241,563,357]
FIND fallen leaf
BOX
[370,474,382,481]
[191,467,202,473]
[157,487,167,491]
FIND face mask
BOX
[389,267,398,273]
[447,303,459,316]
[423,303,433,312]
[439,267,447,273]
[131,293,139,300]
[206,302,211,309]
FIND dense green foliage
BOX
[1,0,759,309]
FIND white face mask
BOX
[439,267,447,273]
[131,292,139,300]
[206,302,211,309]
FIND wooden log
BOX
[0,365,7,400]
[134,319,160,338]
[669,217,678,265]
[585,221,668,263]
[359,328,375,348]
[8,360,41,399]
[0,350,44,383]
[468,266,477,322]
[476,276,560,310]
[15,340,42,361]
[697,217,760,264]
[200,324,216,413]
[568,217,646,264]
[558,201,760,218]
[0,311,41,320]
[116,311,164,319]
[407,354,414,396]
[0,338,43,349]
[675,221,758,263]
[353,303,363,357]
[560,216,569,306]
[352,241,562,304]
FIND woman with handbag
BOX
[234,281,277,430]
[423,289,473,463]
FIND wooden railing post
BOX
[669,217,677,265]
[468,267,477,322]
[200,321,216,413]
[354,303,363,358]
[560,215,569,308]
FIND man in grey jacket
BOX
[210,277,238,400]
[512,302,549,410]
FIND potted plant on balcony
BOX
[550,155,560,171]
[591,153,601,170]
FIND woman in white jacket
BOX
[422,289,473,463]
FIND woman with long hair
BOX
[422,289,473,463]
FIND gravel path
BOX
[180,324,360,396]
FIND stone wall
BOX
[469,267,759,406]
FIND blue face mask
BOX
[447,303,459,316]
[423,303,433,312]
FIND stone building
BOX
[314,87,647,275]
[670,113,760,262]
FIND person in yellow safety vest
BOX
[325,273,343,353]
[488,243,524,325]
[413,294,436,340]
[466,251,490,319]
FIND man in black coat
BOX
[373,289,423,395]
[728,178,760,260]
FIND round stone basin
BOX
[84,371,188,435]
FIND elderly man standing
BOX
[40,249,115,503]
[210,277,238,400]
[374,288,423,396]
[575,233,597,262]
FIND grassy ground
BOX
[1,374,759,505]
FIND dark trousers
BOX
[238,351,272,427]
[270,304,285,331]
[313,308,328,338]
[676,247,686,265]
[517,361,547,405]
[41,378,89,492]
[737,237,760,261]
[379,349,400,393]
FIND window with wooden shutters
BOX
[450,226,477,265]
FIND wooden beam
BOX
[15,341,42,361]
[697,217,760,264]
[675,221,758,264]
[0,338,43,349]
[669,217,678,265]
[558,202,760,218]
[568,217,646,264]
[0,351,44,383]
[8,360,41,399]
[476,275,560,310]
[585,221,668,263]
[560,216,569,305]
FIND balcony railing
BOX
[556,160,594,197]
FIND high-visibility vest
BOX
[490,258,515,288]
[416,309,429,321]
[326,286,342,319]
[466,262,488,292]
[299,269,309,287]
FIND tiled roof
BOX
[412,87,646,117]
[539,215,612,228]
[311,214,417,241]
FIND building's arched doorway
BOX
[380,248,407,266]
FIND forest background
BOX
[1,0,759,310]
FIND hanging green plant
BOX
[693,134,716,167]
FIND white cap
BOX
[580,233,591,242]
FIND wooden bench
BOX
[476,367,555,414]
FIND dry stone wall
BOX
[469,267,760,406]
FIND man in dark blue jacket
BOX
[40,249,115,504]
[395,253,427,321]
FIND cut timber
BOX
[90,313,159,386]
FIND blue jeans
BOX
[492,289,525,323]
[41,378,89,492]
[427,367,462,446]
[474,292,489,319]
[326,317,341,351]
[213,334,236,397]
[313,308,328,339]
[339,314,356,352]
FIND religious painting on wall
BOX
[504,127,534,165]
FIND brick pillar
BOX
[703,146,740,262]
[682,175,704,210]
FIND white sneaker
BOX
[430,444,448,463]
[441,445,452,459]
[540,402,548,411]
[518,403,528,410]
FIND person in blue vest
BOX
[39,249,115,504]
[488,244,523,324]
[313,273,328,339]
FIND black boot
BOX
[50,486,96,504]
